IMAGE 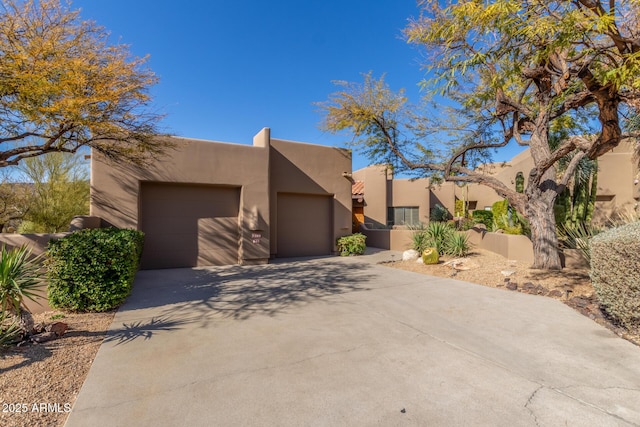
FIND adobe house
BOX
[352,141,640,228]
[90,128,352,269]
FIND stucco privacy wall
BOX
[359,224,414,252]
[91,129,352,268]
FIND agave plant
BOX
[446,232,470,257]
[0,245,45,337]
[0,310,21,347]
[425,221,455,255]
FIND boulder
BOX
[47,322,68,337]
[402,249,420,261]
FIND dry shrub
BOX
[590,221,640,332]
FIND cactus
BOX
[555,159,598,229]
[515,171,524,193]
[422,248,439,264]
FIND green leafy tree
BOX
[0,171,30,232]
[18,152,89,233]
[0,0,170,169]
[319,1,640,269]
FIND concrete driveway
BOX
[65,251,640,426]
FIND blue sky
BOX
[71,0,523,171]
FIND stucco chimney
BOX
[253,127,270,148]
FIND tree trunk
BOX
[526,197,562,270]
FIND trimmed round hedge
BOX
[46,228,144,312]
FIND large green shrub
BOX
[590,221,640,331]
[336,233,366,256]
[46,228,144,312]
[430,204,450,222]
[471,210,493,229]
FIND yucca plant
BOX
[425,221,455,255]
[0,245,44,337]
[557,222,603,264]
[446,232,470,257]
[411,230,431,253]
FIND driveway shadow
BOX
[121,258,375,324]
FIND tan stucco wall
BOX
[91,129,352,266]
[429,184,456,219]
[352,165,389,227]
[359,224,414,252]
[352,165,430,226]
[389,178,431,225]
[358,144,638,226]
[466,228,534,264]
[593,140,639,221]
[91,132,271,265]
[269,138,352,256]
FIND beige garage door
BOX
[277,193,332,258]
[140,182,240,269]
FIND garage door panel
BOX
[143,221,198,236]
[140,183,240,269]
[197,248,238,266]
[277,193,332,258]
[142,249,198,269]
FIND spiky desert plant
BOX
[0,310,21,347]
[0,245,44,336]
[446,232,470,257]
[425,221,455,255]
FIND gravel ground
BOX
[1,249,637,427]
[0,311,114,427]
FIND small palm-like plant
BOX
[0,245,44,337]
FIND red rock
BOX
[548,289,563,298]
[47,322,68,337]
